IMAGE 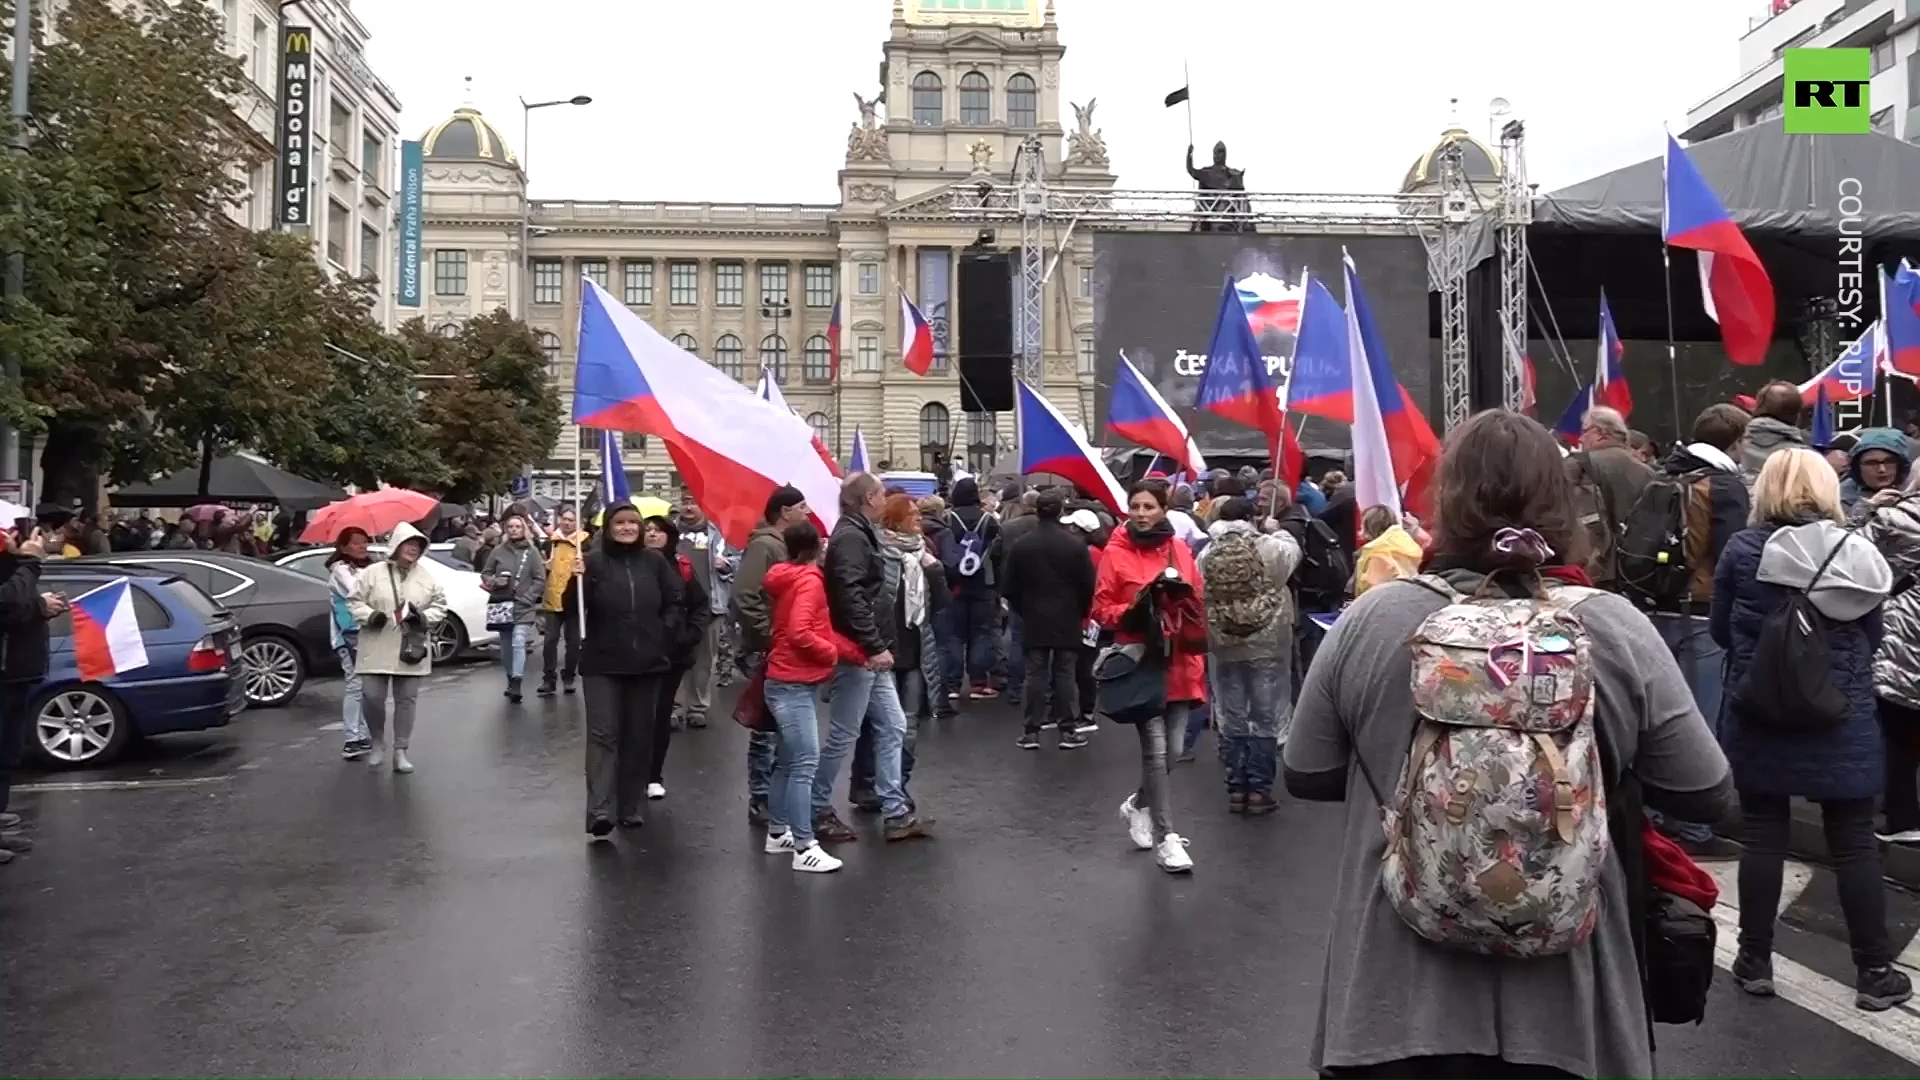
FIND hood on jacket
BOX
[1757,520,1894,621]
[762,560,816,602]
[1848,427,1913,493]
[1747,416,1810,457]
[389,521,429,558]
[1206,518,1258,541]
[950,477,980,508]
[596,512,647,557]
[1665,442,1739,475]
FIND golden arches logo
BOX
[285,30,311,53]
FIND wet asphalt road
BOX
[2,665,1918,1078]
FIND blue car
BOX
[28,565,247,768]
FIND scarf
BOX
[882,529,928,627]
[1125,518,1176,549]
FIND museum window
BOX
[533,260,564,305]
[538,331,562,374]
[671,331,698,355]
[433,251,468,297]
[806,412,832,449]
[669,261,698,305]
[965,411,997,473]
[580,259,608,291]
[623,433,648,453]
[624,261,653,306]
[856,335,879,372]
[715,262,745,307]
[919,401,950,471]
[1078,264,1092,297]
[804,264,835,307]
[760,333,788,384]
[1006,73,1037,128]
[1078,335,1097,375]
[858,262,880,294]
[578,426,599,453]
[803,334,833,383]
[958,71,991,126]
[760,263,789,308]
[713,332,745,380]
[912,71,943,126]
[359,225,380,280]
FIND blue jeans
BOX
[336,644,367,744]
[1213,656,1290,794]
[500,623,532,680]
[941,593,997,691]
[813,663,910,819]
[747,728,777,798]
[1649,613,1724,844]
[764,678,823,848]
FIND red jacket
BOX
[1091,527,1207,703]
[763,561,861,684]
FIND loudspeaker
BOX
[957,252,1015,413]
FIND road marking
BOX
[13,775,234,793]
[1704,861,1920,1064]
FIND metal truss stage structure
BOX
[882,132,1532,434]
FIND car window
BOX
[143,559,217,595]
[282,552,330,581]
[46,584,171,637]
[204,565,251,598]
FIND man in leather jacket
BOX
[0,528,64,865]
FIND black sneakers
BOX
[1058,730,1089,750]
[1731,949,1774,996]
[536,680,557,698]
[1015,732,1041,750]
[1857,965,1914,1012]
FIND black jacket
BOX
[826,512,893,656]
[665,555,714,671]
[0,554,47,682]
[1000,519,1098,650]
[942,478,1001,597]
[578,538,684,677]
[891,550,949,670]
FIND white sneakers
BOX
[1155,834,1193,873]
[766,829,843,872]
[392,750,414,775]
[646,783,667,800]
[360,747,412,773]
[1119,794,1154,851]
[366,748,384,768]
[764,829,797,854]
[1876,828,1920,844]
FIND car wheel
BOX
[430,617,469,665]
[240,634,306,708]
[31,686,132,768]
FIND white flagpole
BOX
[1881,267,1896,428]
[575,445,587,638]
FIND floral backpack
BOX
[1356,564,1611,958]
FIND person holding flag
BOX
[0,529,63,865]
[538,503,589,698]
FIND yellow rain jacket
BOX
[542,530,589,612]
[1352,524,1424,598]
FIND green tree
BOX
[405,312,563,504]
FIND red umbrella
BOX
[299,489,440,544]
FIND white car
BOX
[275,543,499,664]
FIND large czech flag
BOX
[71,578,148,682]
[1662,134,1774,366]
[900,289,935,376]
[1799,319,1884,404]
[573,280,842,546]
[757,368,844,479]
[1193,276,1304,488]
[1106,351,1207,478]
[1017,380,1127,514]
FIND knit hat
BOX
[763,485,807,521]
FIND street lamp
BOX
[516,94,592,320]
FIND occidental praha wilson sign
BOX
[278,27,314,226]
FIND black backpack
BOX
[1616,469,1711,612]
[1729,534,1853,735]
[1295,516,1352,612]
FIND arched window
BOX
[919,401,950,450]
[802,334,833,383]
[760,333,787,384]
[806,412,832,448]
[713,332,744,380]
[434,321,461,339]
[912,71,943,126]
[958,71,991,126]
[671,331,698,356]
[965,411,998,474]
[1006,73,1037,128]
[537,331,561,374]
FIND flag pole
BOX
[1182,61,1194,149]
[1881,265,1895,428]
[1661,245,1682,444]
[574,449,586,638]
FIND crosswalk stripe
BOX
[1704,861,1920,1064]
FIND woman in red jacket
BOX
[760,521,850,874]
[1091,479,1206,873]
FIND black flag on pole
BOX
[1164,85,1190,108]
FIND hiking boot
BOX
[747,794,770,827]
[813,809,859,844]
[1244,792,1278,816]
[1858,965,1914,1012]
[1731,949,1775,997]
[883,813,932,841]
[536,679,558,698]
[1228,790,1247,814]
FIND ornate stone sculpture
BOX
[1066,99,1108,168]
[846,90,890,163]
[847,182,893,203]
[967,139,994,174]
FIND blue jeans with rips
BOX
[763,678,824,848]
[1212,656,1290,795]
[499,623,532,681]
[1648,613,1724,845]
[813,663,910,819]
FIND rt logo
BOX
[1785,48,1871,134]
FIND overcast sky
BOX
[359,0,1763,204]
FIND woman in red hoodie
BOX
[760,521,851,873]
[1091,479,1206,873]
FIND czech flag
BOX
[1106,351,1207,478]
[1553,382,1595,443]
[1236,272,1302,338]
[71,578,149,682]
[1884,261,1920,377]
[1282,272,1354,423]
[847,425,871,474]
[1193,276,1303,488]
[758,368,845,479]
[1343,253,1442,520]
[825,293,842,383]
[1016,380,1127,514]
[1810,382,1836,449]
[1662,133,1774,366]
[1799,318,1884,404]
[900,288,935,376]
[573,279,842,546]
[598,428,631,504]
[1596,290,1632,418]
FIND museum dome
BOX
[420,106,518,167]
[1400,124,1499,193]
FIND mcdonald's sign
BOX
[278,27,314,226]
